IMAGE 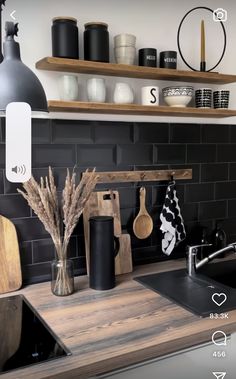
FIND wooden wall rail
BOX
[84,169,192,183]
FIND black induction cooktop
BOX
[0,295,71,375]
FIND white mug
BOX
[141,86,159,105]
[87,78,106,102]
[113,82,134,104]
[58,75,79,101]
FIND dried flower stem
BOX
[18,167,98,294]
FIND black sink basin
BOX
[199,259,236,289]
[134,259,236,317]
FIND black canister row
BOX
[52,18,109,62]
[51,18,177,68]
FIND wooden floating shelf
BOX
[84,169,192,183]
[36,57,236,84]
[48,101,236,118]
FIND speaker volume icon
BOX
[12,165,26,175]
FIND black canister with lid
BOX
[52,17,79,59]
[89,216,119,290]
[84,22,109,62]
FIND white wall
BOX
[2,0,236,123]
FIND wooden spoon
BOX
[133,187,153,239]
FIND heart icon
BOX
[212,293,227,307]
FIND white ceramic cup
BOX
[113,82,134,104]
[141,86,159,105]
[58,75,79,101]
[87,78,106,102]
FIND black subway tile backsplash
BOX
[52,120,94,144]
[155,144,186,164]
[201,124,229,143]
[13,217,50,242]
[217,144,236,162]
[230,126,236,143]
[170,123,200,143]
[0,145,5,168]
[77,144,116,166]
[201,163,228,183]
[32,119,52,144]
[33,144,76,167]
[135,122,169,143]
[187,144,216,163]
[228,199,236,218]
[0,119,234,284]
[185,183,214,203]
[0,170,4,194]
[0,194,30,218]
[229,163,236,180]
[199,200,227,221]
[117,144,153,165]
[215,181,236,200]
[95,121,133,144]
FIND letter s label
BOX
[150,88,157,103]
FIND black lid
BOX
[89,216,113,222]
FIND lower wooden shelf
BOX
[48,101,236,118]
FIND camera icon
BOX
[213,8,227,22]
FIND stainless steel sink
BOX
[134,259,236,317]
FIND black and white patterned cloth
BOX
[160,180,186,255]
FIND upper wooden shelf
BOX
[36,57,236,84]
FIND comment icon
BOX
[212,331,227,346]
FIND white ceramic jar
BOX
[113,82,134,104]
[87,78,106,102]
[141,86,159,105]
[58,75,79,101]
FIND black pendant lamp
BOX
[0,21,48,112]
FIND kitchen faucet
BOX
[186,242,236,276]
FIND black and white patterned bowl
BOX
[162,86,193,107]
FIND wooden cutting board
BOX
[83,190,133,275]
[0,215,22,294]
[115,234,133,275]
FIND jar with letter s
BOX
[141,86,159,106]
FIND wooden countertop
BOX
[1,259,236,379]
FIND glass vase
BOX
[51,259,74,296]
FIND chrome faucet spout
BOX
[196,243,236,270]
[187,242,236,276]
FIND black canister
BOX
[139,48,157,67]
[84,22,109,62]
[160,51,177,69]
[89,216,119,290]
[52,17,79,59]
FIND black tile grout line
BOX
[48,118,53,144]
[31,240,35,265]
[132,123,137,144]
[226,199,229,219]
[227,162,231,181]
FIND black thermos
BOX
[89,216,119,290]
[52,17,79,59]
[84,22,109,62]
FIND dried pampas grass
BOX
[18,167,98,260]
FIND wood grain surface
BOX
[83,169,192,183]
[47,101,236,118]
[0,215,22,294]
[36,57,236,84]
[1,259,236,379]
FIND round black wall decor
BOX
[177,6,227,72]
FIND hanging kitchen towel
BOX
[160,180,186,255]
